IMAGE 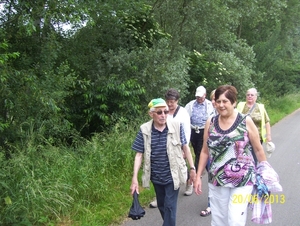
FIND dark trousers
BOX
[190,128,204,171]
[153,182,179,226]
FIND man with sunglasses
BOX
[149,89,192,208]
[130,98,196,226]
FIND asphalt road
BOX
[121,109,300,226]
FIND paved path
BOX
[122,109,300,226]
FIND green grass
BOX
[262,93,300,125]
[0,93,299,225]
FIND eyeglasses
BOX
[247,94,255,96]
[153,110,169,115]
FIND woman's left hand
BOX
[193,176,203,195]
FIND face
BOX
[246,90,257,104]
[149,107,169,126]
[215,94,235,116]
[196,94,206,104]
[211,94,216,108]
[166,99,178,111]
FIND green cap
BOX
[148,98,167,108]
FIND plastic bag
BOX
[128,191,145,220]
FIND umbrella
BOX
[128,190,145,220]
[255,174,269,198]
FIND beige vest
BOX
[140,119,187,190]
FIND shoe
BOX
[149,198,157,208]
[200,207,211,217]
[184,184,193,196]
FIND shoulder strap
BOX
[248,103,256,115]
[173,106,180,118]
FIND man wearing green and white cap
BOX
[130,98,196,226]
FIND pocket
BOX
[178,163,187,183]
[171,139,182,154]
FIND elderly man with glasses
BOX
[130,98,196,226]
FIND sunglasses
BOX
[153,110,169,115]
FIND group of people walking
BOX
[130,84,277,226]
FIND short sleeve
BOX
[180,124,187,146]
[132,129,145,153]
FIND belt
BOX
[191,125,204,133]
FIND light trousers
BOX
[209,183,253,226]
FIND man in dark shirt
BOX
[130,98,196,226]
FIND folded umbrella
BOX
[128,190,145,220]
[255,174,269,198]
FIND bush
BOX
[0,146,74,225]
[0,117,155,225]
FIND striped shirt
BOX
[132,123,187,185]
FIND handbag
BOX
[128,190,145,220]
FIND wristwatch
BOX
[190,166,196,171]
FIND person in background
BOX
[236,88,272,164]
[194,85,267,226]
[199,89,217,217]
[185,85,214,175]
[165,89,193,196]
[130,98,196,226]
[149,89,192,208]
[210,89,218,115]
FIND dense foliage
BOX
[0,0,300,224]
[1,0,300,142]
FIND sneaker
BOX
[149,198,157,208]
[184,184,193,196]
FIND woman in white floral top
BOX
[194,85,267,226]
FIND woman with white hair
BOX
[236,88,272,164]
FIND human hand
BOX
[193,177,203,195]
[189,170,196,184]
[130,178,139,195]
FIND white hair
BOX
[247,88,259,96]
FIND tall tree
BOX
[148,0,258,99]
